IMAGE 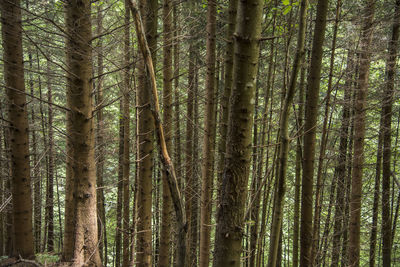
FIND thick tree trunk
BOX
[300,0,328,265]
[213,0,263,265]
[0,0,34,259]
[65,1,102,265]
[199,0,217,266]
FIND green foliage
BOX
[35,253,59,265]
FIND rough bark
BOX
[134,0,157,264]
[65,1,102,265]
[0,0,35,258]
[300,0,328,265]
[213,0,263,265]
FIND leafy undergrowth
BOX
[35,253,60,265]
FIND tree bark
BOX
[134,0,157,264]
[45,59,54,252]
[122,1,131,266]
[129,2,187,266]
[267,1,307,266]
[116,99,124,267]
[95,3,107,264]
[0,0,35,258]
[65,1,102,265]
[331,47,354,267]
[300,0,328,265]
[381,1,399,266]
[213,0,263,265]
[199,0,217,266]
[348,1,375,266]
[159,0,173,264]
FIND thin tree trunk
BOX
[65,1,102,265]
[185,1,196,265]
[300,0,328,265]
[293,37,306,267]
[0,0,35,258]
[213,0,263,265]
[95,4,107,264]
[348,1,375,266]
[199,0,217,266]
[27,43,42,254]
[217,0,237,202]
[369,114,384,267]
[311,1,341,263]
[330,47,355,267]
[122,1,131,266]
[116,100,124,267]
[46,59,54,252]
[381,1,399,266]
[159,0,173,264]
[267,1,307,266]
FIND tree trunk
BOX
[185,1,197,265]
[0,0,35,258]
[65,1,102,265]
[199,0,217,266]
[310,2,340,264]
[135,0,157,264]
[331,47,354,267]
[213,0,263,265]
[45,59,54,252]
[129,2,187,265]
[159,0,173,264]
[381,1,399,266]
[300,0,328,265]
[116,99,124,267]
[27,43,42,254]
[95,3,107,264]
[216,0,237,201]
[347,1,375,266]
[267,1,307,266]
[122,1,131,266]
